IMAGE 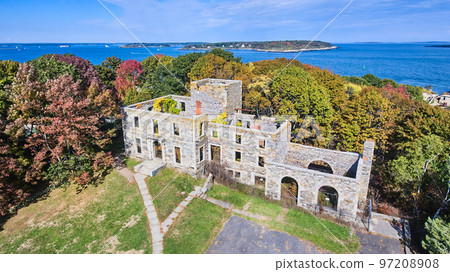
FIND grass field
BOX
[164,198,230,254]
[146,168,203,222]
[0,170,151,254]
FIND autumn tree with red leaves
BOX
[114,59,143,101]
[7,63,115,187]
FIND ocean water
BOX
[0,43,449,94]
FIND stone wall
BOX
[284,143,360,177]
[266,162,360,221]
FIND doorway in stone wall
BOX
[153,141,163,159]
[281,176,298,208]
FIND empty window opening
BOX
[199,122,205,136]
[153,141,162,159]
[212,130,218,138]
[211,145,221,162]
[246,121,251,128]
[136,138,142,154]
[308,160,333,174]
[180,102,186,111]
[174,147,181,164]
[254,175,266,189]
[153,120,159,134]
[318,186,338,211]
[228,169,234,176]
[236,134,242,144]
[173,123,180,136]
[235,151,241,162]
[134,116,139,128]
[236,119,242,127]
[235,171,241,179]
[259,139,265,148]
[258,156,265,167]
[281,176,298,207]
[199,146,204,162]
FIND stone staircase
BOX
[134,158,165,177]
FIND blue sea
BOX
[0,43,449,94]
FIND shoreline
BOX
[181,46,338,53]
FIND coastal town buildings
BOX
[122,78,375,222]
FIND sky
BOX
[0,0,449,43]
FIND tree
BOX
[335,87,395,153]
[243,75,272,116]
[51,54,101,90]
[28,54,78,84]
[422,217,450,254]
[8,63,114,185]
[207,48,241,63]
[114,60,144,101]
[362,74,382,87]
[388,135,447,218]
[406,85,424,101]
[270,66,333,145]
[95,56,123,89]
[0,60,19,123]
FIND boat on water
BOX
[105,45,110,48]
[59,45,70,48]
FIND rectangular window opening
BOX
[258,156,265,167]
[136,138,142,154]
[180,102,186,111]
[235,171,241,179]
[173,123,180,136]
[199,146,204,162]
[259,139,265,149]
[236,134,242,144]
[212,130,218,138]
[153,120,159,134]
[211,145,221,162]
[175,147,181,164]
[134,116,139,128]
[235,151,241,162]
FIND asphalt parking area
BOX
[206,215,328,254]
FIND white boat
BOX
[59,45,70,48]
[105,45,110,48]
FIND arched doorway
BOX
[280,176,298,208]
[318,186,338,211]
[308,160,333,174]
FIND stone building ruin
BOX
[122,78,375,222]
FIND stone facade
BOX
[123,78,375,222]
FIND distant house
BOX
[437,93,450,107]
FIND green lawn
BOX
[146,168,203,221]
[207,184,359,253]
[164,198,230,254]
[207,184,252,209]
[247,198,283,218]
[123,157,142,172]
[0,170,151,254]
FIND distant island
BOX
[425,45,450,48]
[182,40,337,52]
[121,43,173,48]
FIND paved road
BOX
[206,216,328,254]
[356,231,404,254]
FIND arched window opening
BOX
[281,176,298,208]
[308,160,333,174]
[318,186,338,210]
